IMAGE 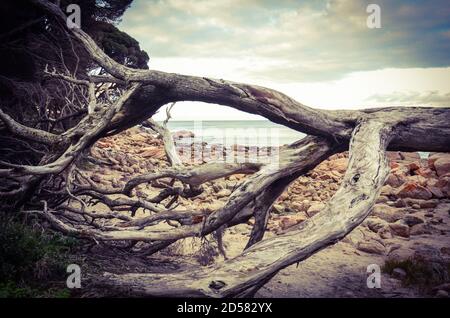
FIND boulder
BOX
[307,202,326,216]
[356,241,386,255]
[427,186,445,198]
[403,198,439,209]
[203,201,223,213]
[433,203,450,215]
[399,152,421,162]
[371,204,405,223]
[378,225,393,239]
[279,214,307,230]
[216,189,232,198]
[389,220,410,238]
[428,153,450,170]
[365,217,389,233]
[402,214,425,227]
[413,245,444,263]
[212,181,225,192]
[410,223,433,236]
[271,204,285,214]
[414,167,436,178]
[327,157,348,174]
[388,247,415,261]
[387,151,402,161]
[139,146,166,159]
[173,130,195,139]
[385,172,407,188]
[376,195,389,204]
[289,201,306,212]
[434,157,450,177]
[380,185,396,196]
[396,182,433,200]
[408,162,421,171]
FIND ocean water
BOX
[154,120,428,158]
[163,120,306,147]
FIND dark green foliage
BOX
[92,21,149,69]
[0,216,78,298]
[383,257,450,292]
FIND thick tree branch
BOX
[96,119,393,297]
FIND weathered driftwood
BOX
[0,0,448,297]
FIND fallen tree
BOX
[0,0,449,297]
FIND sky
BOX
[119,0,450,120]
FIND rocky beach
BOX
[77,126,450,298]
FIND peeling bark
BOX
[1,0,448,298]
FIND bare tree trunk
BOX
[0,0,448,298]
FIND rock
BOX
[139,146,166,159]
[278,192,289,201]
[212,181,225,192]
[203,201,223,213]
[428,153,450,170]
[371,204,405,223]
[216,189,231,198]
[271,204,285,214]
[173,130,195,139]
[408,162,421,171]
[376,195,389,204]
[414,167,436,178]
[407,175,428,187]
[307,202,325,216]
[402,214,424,226]
[396,182,433,200]
[399,152,421,162]
[403,198,439,209]
[327,157,348,173]
[385,173,406,188]
[388,247,415,261]
[410,223,433,235]
[430,217,443,225]
[413,245,444,263]
[378,225,393,239]
[434,157,450,177]
[356,241,386,255]
[389,220,410,238]
[387,151,402,161]
[301,199,311,210]
[380,185,396,196]
[365,217,389,233]
[391,199,407,208]
[427,186,445,198]
[392,268,407,280]
[96,141,112,149]
[288,201,305,212]
[342,228,372,246]
[279,214,307,230]
[436,290,449,298]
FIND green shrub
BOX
[0,216,78,297]
[383,257,450,292]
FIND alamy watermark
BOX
[66,263,81,289]
[366,264,381,288]
[367,4,381,29]
[66,4,81,29]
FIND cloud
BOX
[365,90,450,106]
[118,0,450,82]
